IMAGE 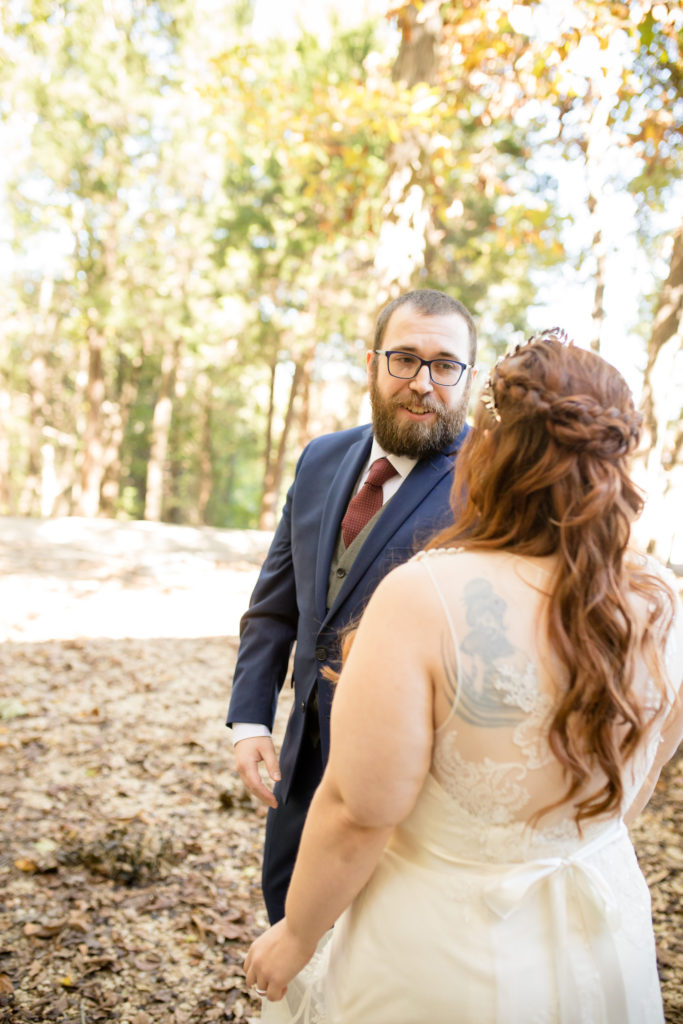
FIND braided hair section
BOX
[484,328,642,460]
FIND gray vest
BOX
[327,504,385,610]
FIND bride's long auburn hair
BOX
[430,331,676,826]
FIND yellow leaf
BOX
[14,858,38,873]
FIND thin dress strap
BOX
[415,550,462,730]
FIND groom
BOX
[227,288,478,922]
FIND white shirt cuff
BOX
[231,722,272,745]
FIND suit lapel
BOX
[323,449,455,624]
[314,427,373,617]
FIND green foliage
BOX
[0,0,679,530]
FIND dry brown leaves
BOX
[0,633,287,1023]
[0,519,681,1022]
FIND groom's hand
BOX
[235,736,281,809]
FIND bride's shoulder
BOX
[377,548,465,600]
[405,547,494,590]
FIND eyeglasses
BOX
[373,350,472,387]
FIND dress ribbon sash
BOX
[484,820,630,1024]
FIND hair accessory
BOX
[526,326,573,346]
[480,326,573,424]
[480,377,501,422]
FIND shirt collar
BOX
[368,438,417,481]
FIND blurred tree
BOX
[388,0,682,561]
[209,14,559,524]
[635,218,683,564]
[2,0,193,516]
[388,0,682,344]
[0,0,250,523]
[1,0,678,539]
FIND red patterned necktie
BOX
[341,457,398,547]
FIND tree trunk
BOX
[259,360,303,530]
[99,348,143,515]
[19,277,58,515]
[586,193,606,353]
[0,387,14,514]
[582,88,611,353]
[144,336,181,521]
[634,218,683,563]
[99,366,140,516]
[392,2,440,87]
[375,4,443,294]
[40,425,77,517]
[75,326,106,517]
[297,336,318,451]
[258,355,279,530]
[198,374,214,523]
[19,349,49,516]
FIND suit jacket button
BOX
[300,700,306,712]
[315,646,327,661]
[335,567,346,578]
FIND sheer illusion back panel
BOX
[414,549,676,858]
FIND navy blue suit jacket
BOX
[227,422,468,801]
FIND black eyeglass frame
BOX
[372,349,473,387]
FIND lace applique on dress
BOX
[421,549,561,830]
[513,691,555,769]
[492,660,539,711]
[433,647,556,823]
[433,741,530,822]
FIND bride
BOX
[244,329,682,1023]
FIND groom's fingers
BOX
[235,736,280,808]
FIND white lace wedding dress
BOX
[261,549,682,1024]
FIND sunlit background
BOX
[0,0,681,565]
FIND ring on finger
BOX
[254,986,267,997]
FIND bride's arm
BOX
[624,691,683,825]
[625,602,683,826]
[244,561,438,1000]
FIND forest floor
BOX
[0,516,681,1024]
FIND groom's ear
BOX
[366,349,377,387]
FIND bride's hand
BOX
[244,918,317,1002]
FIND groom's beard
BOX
[369,376,470,459]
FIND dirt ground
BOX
[0,517,681,1023]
